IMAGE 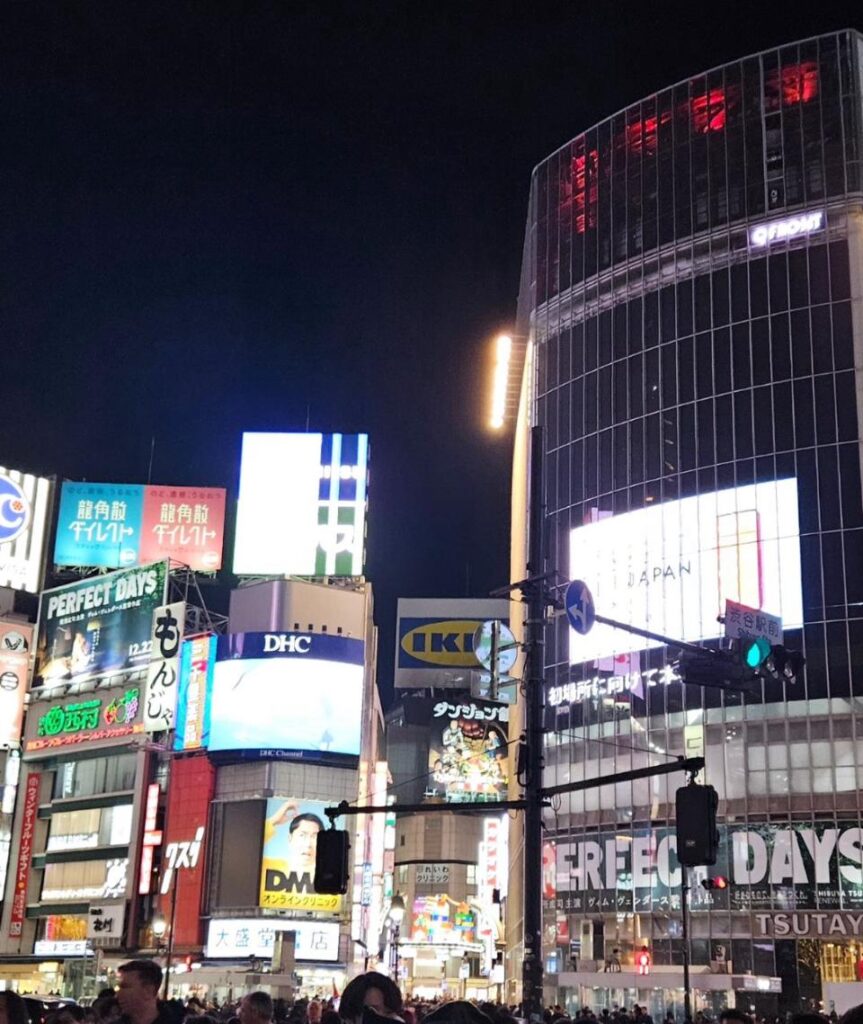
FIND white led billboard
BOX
[569,479,803,664]
[0,466,52,594]
[233,432,368,577]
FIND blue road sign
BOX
[565,579,596,635]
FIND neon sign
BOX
[749,210,825,247]
[36,688,140,738]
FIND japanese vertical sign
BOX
[9,772,40,937]
[0,621,33,748]
[54,483,226,572]
[144,602,186,731]
[173,635,215,751]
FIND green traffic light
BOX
[743,637,772,668]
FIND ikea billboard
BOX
[394,598,510,690]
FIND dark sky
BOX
[3,2,860,702]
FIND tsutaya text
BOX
[548,665,681,706]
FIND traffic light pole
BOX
[521,425,546,1023]
[681,865,692,1023]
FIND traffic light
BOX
[738,636,771,669]
[314,828,351,895]
[701,876,728,890]
[675,649,746,688]
[766,645,806,682]
[636,947,651,975]
[675,783,719,866]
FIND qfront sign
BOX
[749,209,825,247]
[0,466,51,595]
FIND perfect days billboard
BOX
[54,482,226,572]
[35,562,168,688]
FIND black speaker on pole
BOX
[314,829,351,894]
[675,784,719,867]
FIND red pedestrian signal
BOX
[701,876,728,890]
[637,947,651,975]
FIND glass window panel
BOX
[751,318,771,386]
[808,245,830,305]
[713,327,732,394]
[770,313,791,381]
[793,379,815,448]
[811,305,833,374]
[732,323,751,388]
[750,259,768,318]
[832,301,854,371]
[829,241,851,301]
[814,376,837,443]
[768,252,789,312]
[788,248,809,309]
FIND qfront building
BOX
[509,29,863,1019]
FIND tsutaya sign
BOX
[755,912,863,938]
[749,209,825,247]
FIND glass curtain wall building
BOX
[511,30,863,1017]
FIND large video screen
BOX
[569,479,803,664]
[207,632,364,758]
[233,432,369,577]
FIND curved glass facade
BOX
[520,30,863,1017]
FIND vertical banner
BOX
[157,756,215,947]
[174,636,215,751]
[0,622,33,748]
[144,603,186,731]
[9,772,40,937]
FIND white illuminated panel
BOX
[234,433,322,575]
[749,210,824,247]
[204,918,339,961]
[569,479,803,664]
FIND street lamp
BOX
[389,895,405,984]
[489,334,513,429]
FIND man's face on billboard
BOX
[290,818,320,870]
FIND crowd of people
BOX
[1,962,862,1024]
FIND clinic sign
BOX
[54,482,226,572]
[34,562,168,688]
[0,466,52,594]
[554,822,863,914]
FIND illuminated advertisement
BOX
[9,772,40,937]
[144,601,186,731]
[553,822,863,915]
[569,479,803,665]
[260,797,341,915]
[395,597,510,689]
[54,482,226,572]
[410,895,477,945]
[233,432,369,577]
[427,699,508,803]
[205,918,340,961]
[156,756,215,946]
[173,635,216,751]
[34,562,169,688]
[204,632,364,759]
[0,622,32,748]
[25,684,143,753]
[0,466,52,595]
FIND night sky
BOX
[3,3,860,703]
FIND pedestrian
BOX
[338,973,404,1024]
[239,995,275,1024]
[0,992,29,1024]
[116,959,176,1024]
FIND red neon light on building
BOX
[691,88,727,134]
[562,147,599,234]
[781,62,819,105]
[138,783,163,896]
